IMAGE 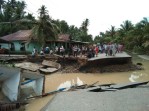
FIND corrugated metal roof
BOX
[1,30,71,42]
[0,38,9,43]
[1,30,31,41]
[58,34,71,41]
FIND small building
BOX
[46,34,71,50]
[46,34,89,50]
[0,38,10,54]
[0,30,40,53]
[0,30,89,54]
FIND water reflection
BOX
[57,77,84,90]
[77,77,84,85]
[129,72,148,82]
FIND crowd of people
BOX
[87,43,124,58]
[98,43,124,56]
[31,43,124,58]
[31,45,65,57]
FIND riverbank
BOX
[0,52,141,73]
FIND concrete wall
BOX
[0,43,10,49]
[0,41,41,53]
[27,41,41,53]
[1,41,73,53]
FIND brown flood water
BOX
[26,54,149,111]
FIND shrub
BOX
[133,46,145,54]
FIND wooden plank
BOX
[27,88,66,99]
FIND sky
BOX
[21,0,149,37]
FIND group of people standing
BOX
[54,45,89,57]
[86,43,124,58]
[101,43,124,56]
[71,45,86,57]
[32,46,53,57]
[31,43,124,58]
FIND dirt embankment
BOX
[58,61,142,73]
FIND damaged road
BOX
[89,81,149,92]
[41,81,149,111]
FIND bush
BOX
[133,46,145,54]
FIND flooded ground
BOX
[26,54,149,111]
[45,54,149,92]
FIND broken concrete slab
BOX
[87,81,149,92]
[15,62,42,71]
[41,85,149,111]
[0,66,44,102]
[39,67,58,73]
[42,60,61,69]
[109,81,149,89]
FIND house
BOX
[46,34,90,51]
[0,38,10,54]
[0,30,89,53]
[0,30,40,53]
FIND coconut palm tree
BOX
[120,20,133,32]
[53,19,69,34]
[0,0,5,14]
[81,18,89,33]
[108,25,116,38]
[29,5,59,46]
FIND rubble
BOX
[15,62,42,72]
[42,60,61,69]
[0,66,44,102]
[39,68,58,73]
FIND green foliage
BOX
[53,19,69,34]
[133,46,145,54]
[94,35,101,43]
[0,0,93,44]
[94,17,149,55]
[0,0,34,37]
[27,5,59,46]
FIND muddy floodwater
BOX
[26,54,149,111]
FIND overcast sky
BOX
[22,0,149,37]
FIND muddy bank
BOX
[58,61,142,73]
[0,53,143,74]
[0,58,142,74]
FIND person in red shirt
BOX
[95,46,99,57]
